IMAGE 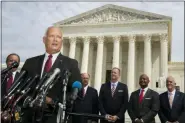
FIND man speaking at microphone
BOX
[21,26,81,123]
[1,53,20,98]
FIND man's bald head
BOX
[166,76,176,92]
[45,26,63,38]
[139,74,150,89]
[43,26,63,54]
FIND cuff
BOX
[135,118,139,122]
[140,119,144,123]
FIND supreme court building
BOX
[2,4,184,123]
[2,4,184,94]
[54,4,184,93]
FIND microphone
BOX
[21,74,40,94]
[7,70,27,93]
[40,68,61,91]
[16,77,32,93]
[70,81,82,101]
[1,61,19,75]
[35,73,50,91]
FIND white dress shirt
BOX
[111,81,118,89]
[139,87,149,96]
[7,70,17,83]
[168,89,176,103]
[83,85,88,95]
[40,52,60,77]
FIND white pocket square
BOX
[145,98,151,99]
[118,90,124,92]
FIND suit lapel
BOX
[50,53,65,73]
[164,92,171,110]
[172,91,180,109]
[84,86,89,99]
[136,89,140,108]
[113,82,120,98]
[14,72,20,80]
[107,82,112,97]
[141,89,151,105]
[37,54,45,76]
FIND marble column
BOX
[69,37,76,59]
[81,37,90,73]
[144,34,152,88]
[112,36,120,68]
[60,40,64,54]
[94,36,104,92]
[127,35,136,93]
[160,33,168,79]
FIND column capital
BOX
[82,36,91,44]
[143,34,152,43]
[128,35,136,43]
[113,35,121,43]
[159,33,168,42]
[96,36,104,44]
[69,37,77,44]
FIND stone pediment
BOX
[55,4,171,25]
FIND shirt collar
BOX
[168,89,176,95]
[45,52,60,59]
[12,70,17,75]
[140,87,148,92]
[111,81,118,86]
[83,85,88,90]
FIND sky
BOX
[1,2,184,63]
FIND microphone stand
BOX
[57,70,71,123]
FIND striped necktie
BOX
[111,83,116,97]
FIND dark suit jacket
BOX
[20,53,82,123]
[99,82,128,123]
[1,71,20,98]
[128,88,160,123]
[72,86,99,123]
[158,91,185,123]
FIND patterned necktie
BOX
[111,84,116,97]
[139,89,145,103]
[6,73,13,92]
[44,54,53,72]
[169,92,173,108]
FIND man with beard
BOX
[72,73,99,123]
[99,67,128,123]
[158,76,185,123]
[128,74,160,123]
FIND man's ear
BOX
[43,36,46,44]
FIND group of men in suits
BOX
[2,26,185,123]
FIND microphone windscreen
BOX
[72,81,82,90]
[11,61,19,68]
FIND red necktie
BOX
[6,73,13,92]
[139,89,144,103]
[44,54,53,72]
[83,88,85,97]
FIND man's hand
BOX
[135,119,142,123]
[165,121,172,123]
[110,115,118,122]
[45,96,52,104]
[105,114,112,121]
